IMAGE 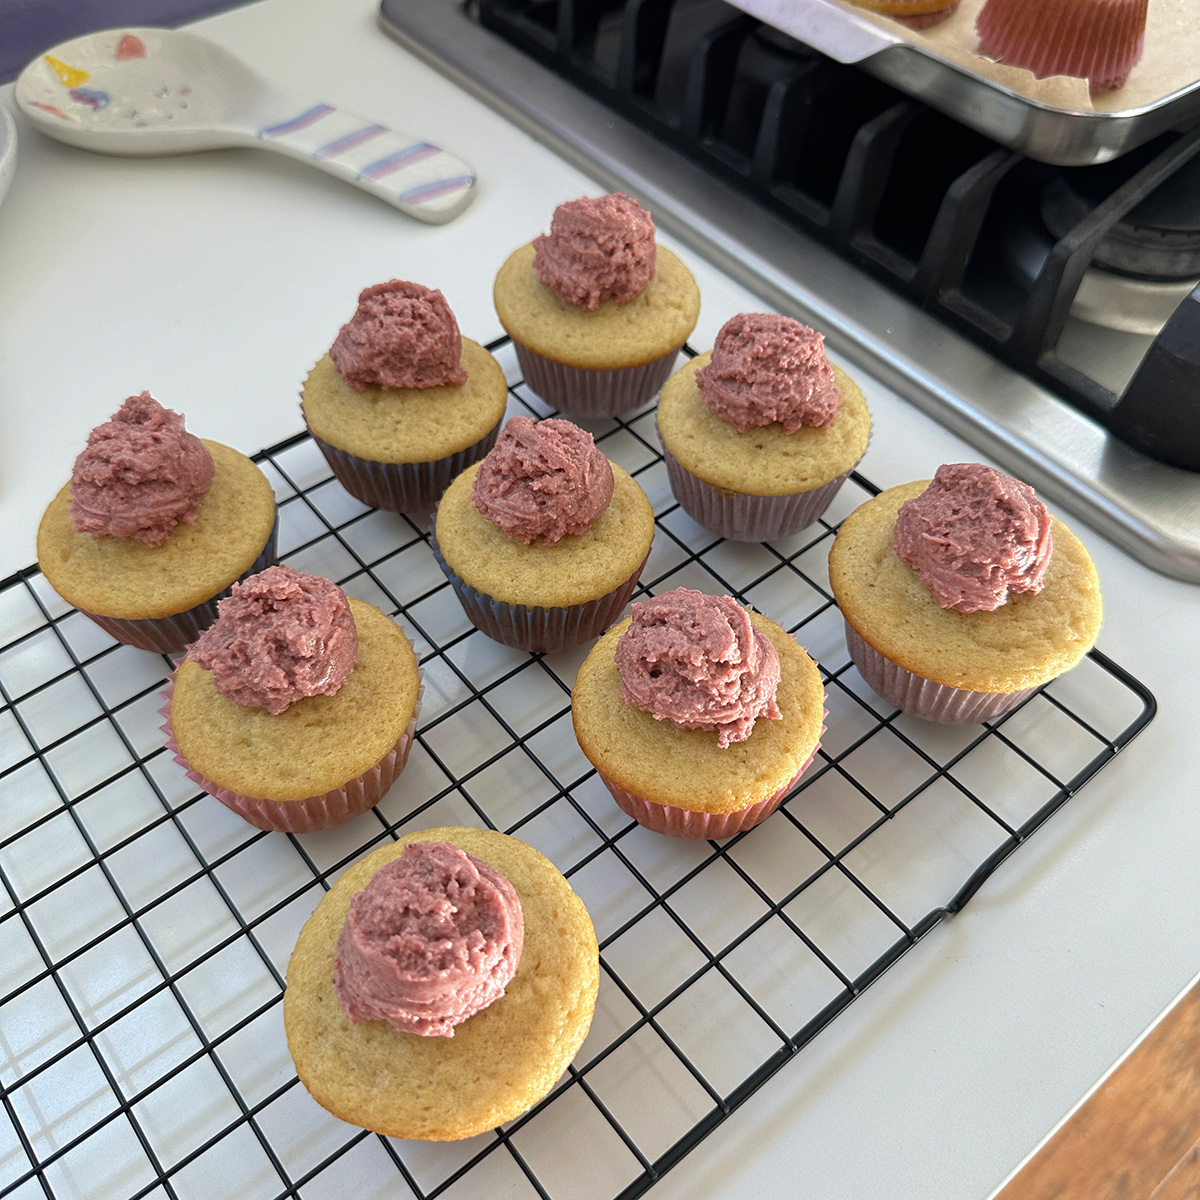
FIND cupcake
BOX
[37,392,277,653]
[845,0,960,28]
[975,0,1147,92]
[657,313,871,542]
[493,192,700,418]
[162,565,422,832]
[432,415,655,653]
[828,463,1103,724]
[284,825,599,1141]
[302,280,509,514]
[571,588,826,840]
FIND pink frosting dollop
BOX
[69,392,215,547]
[334,841,524,1038]
[615,587,782,748]
[187,565,358,714]
[471,416,614,544]
[329,280,468,390]
[694,313,842,433]
[532,192,656,310]
[893,463,1055,614]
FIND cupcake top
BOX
[615,588,781,748]
[471,416,615,545]
[532,192,656,310]
[893,463,1054,614]
[330,280,468,390]
[334,840,524,1038]
[188,565,358,714]
[694,313,841,434]
[69,392,215,547]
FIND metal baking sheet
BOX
[726,0,1200,165]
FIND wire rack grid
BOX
[0,338,1156,1200]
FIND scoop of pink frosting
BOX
[334,841,524,1038]
[329,280,468,390]
[615,588,782,748]
[893,463,1054,613]
[471,416,614,544]
[187,565,358,714]
[69,392,215,547]
[694,313,842,433]
[532,192,656,310]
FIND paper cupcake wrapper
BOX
[430,531,648,653]
[158,671,424,833]
[662,445,853,543]
[512,341,681,418]
[78,516,280,655]
[843,622,1038,724]
[309,423,502,514]
[597,715,825,840]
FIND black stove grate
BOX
[477,0,1200,471]
[0,339,1155,1200]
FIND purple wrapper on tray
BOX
[513,341,679,419]
[843,623,1037,724]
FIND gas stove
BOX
[380,0,1200,582]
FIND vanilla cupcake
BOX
[302,280,508,514]
[432,416,655,652]
[37,392,277,653]
[163,565,422,832]
[829,464,1103,723]
[657,313,870,542]
[285,825,599,1141]
[572,588,826,839]
[844,0,960,28]
[493,193,700,418]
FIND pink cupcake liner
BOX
[662,445,853,542]
[598,716,826,840]
[843,622,1038,724]
[309,422,502,514]
[78,516,279,655]
[976,0,1147,92]
[158,671,424,833]
[513,341,681,418]
[430,531,649,653]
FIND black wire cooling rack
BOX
[0,338,1156,1200]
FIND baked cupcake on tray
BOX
[162,565,422,832]
[285,825,599,1141]
[572,587,826,840]
[431,415,655,653]
[657,313,871,543]
[493,192,700,418]
[828,463,1103,724]
[37,391,277,653]
[302,279,508,515]
[844,0,960,29]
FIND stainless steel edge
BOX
[378,0,1200,582]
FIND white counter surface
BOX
[2,2,1199,1198]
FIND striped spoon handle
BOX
[254,100,476,224]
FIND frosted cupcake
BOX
[572,588,826,839]
[432,416,655,652]
[493,193,700,417]
[37,392,277,653]
[285,825,599,1141]
[657,313,871,542]
[302,280,508,514]
[163,565,422,832]
[829,463,1103,723]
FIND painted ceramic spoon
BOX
[15,27,476,224]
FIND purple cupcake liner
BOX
[430,531,648,653]
[599,717,825,840]
[79,515,279,655]
[661,444,852,543]
[309,422,502,514]
[843,622,1038,724]
[513,341,681,418]
[159,673,425,832]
